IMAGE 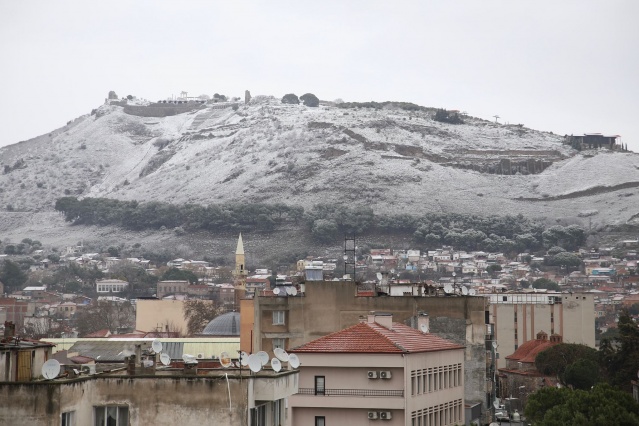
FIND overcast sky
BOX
[1,1,637,150]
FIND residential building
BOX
[487,293,595,368]
[289,312,465,426]
[250,280,488,419]
[0,322,55,381]
[96,279,128,294]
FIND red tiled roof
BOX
[505,338,558,364]
[290,322,463,354]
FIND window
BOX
[250,404,266,426]
[272,338,285,350]
[61,411,75,426]
[272,311,285,325]
[94,406,128,426]
[315,416,326,426]
[315,376,325,395]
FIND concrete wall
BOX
[123,104,202,117]
[255,281,488,407]
[0,374,248,426]
[492,294,595,369]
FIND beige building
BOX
[135,299,218,334]
[250,280,489,421]
[289,313,465,426]
[0,363,298,425]
[0,325,54,382]
[487,292,595,368]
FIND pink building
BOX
[289,313,465,426]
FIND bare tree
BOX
[183,300,221,336]
[75,300,135,336]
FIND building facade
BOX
[289,313,465,426]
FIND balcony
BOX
[297,388,403,397]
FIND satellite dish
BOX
[273,287,280,295]
[271,358,282,372]
[493,400,500,410]
[182,354,197,364]
[274,348,289,362]
[444,284,453,294]
[288,353,300,369]
[152,339,163,353]
[420,324,429,333]
[461,286,468,296]
[41,359,61,380]
[492,341,498,349]
[291,287,298,296]
[257,351,269,366]
[240,351,249,367]
[248,354,262,373]
[376,273,383,281]
[469,288,476,296]
[285,287,293,295]
[220,351,232,368]
[160,353,171,366]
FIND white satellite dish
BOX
[420,324,429,333]
[461,286,468,296]
[291,287,298,296]
[274,348,289,362]
[220,351,232,368]
[160,353,171,366]
[257,351,270,366]
[248,354,262,373]
[469,288,476,296]
[273,287,280,295]
[444,284,453,294]
[152,339,163,353]
[271,358,282,372]
[285,286,293,295]
[240,351,249,367]
[492,341,498,349]
[288,353,300,369]
[41,359,61,380]
[376,273,383,281]
[493,400,500,410]
[182,354,197,364]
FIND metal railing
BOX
[297,388,404,397]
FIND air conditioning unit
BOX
[367,411,379,420]
[81,365,96,375]
[196,353,205,359]
[367,370,378,379]
[379,370,392,379]
[380,411,392,420]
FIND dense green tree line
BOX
[54,197,304,232]
[54,197,586,254]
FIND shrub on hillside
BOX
[281,93,300,104]
[300,93,319,107]
[433,108,463,124]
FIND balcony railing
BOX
[297,388,404,397]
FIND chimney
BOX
[4,321,15,339]
[368,312,393,330]
[418,312,430,333]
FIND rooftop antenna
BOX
[160,353,171,366]
[151,339,162,353]
[271,358,282,373]
[469,288,477,296]
[257,351,269,366]
[420,323,429,333]
[288,353,300,369]
[274,348,289,362]
[273,287,281,295]
[291,287,298,296]
[461,286,468,296]
[240,351,249,367]
[41,359,61,380]
[247,354,262,373]
[220,351,232,368]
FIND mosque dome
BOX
[201,312,240,336]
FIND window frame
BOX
[315,416,326,426]
[272,310,285,325]
[61,411,75,426]
[94,405,129,426]
[314,375,326,395]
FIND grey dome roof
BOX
[201,312,240,336]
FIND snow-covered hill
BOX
[1,95,638,253]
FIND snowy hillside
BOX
[1,95,638,250]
